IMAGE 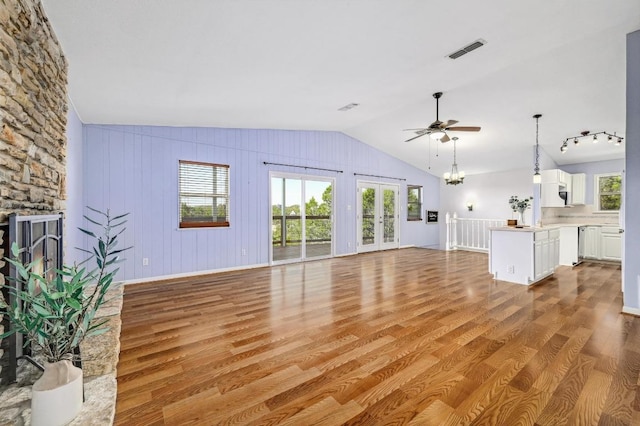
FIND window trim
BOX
[407,185,423,221]
[593,172,622,213]
[179,160,230,228]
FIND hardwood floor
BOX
[114,248,638,425]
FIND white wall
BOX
[438,167,535,248]
[624,29,640,312]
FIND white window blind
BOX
[179,160,230,228]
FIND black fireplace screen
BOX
[0,213,64,385]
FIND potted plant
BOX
[508,195,533,226]
[0,208,130,426]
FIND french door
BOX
[270,173,334,264]
[356,182,399,253]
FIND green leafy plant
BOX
[508,195,533,214]
[0,208,131,363]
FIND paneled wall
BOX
[624,29,640,312]
[77,125,440,281]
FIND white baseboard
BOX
[122,262,270,286]
[622,306,640,316]
[335,252,357,258]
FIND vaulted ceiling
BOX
[42,0,640,177]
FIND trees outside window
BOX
[595,173,622,212]
[407,185,422,221]
[179,160,230,228]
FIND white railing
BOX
[446,212,504,252]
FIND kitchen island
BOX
[489,226,560,285]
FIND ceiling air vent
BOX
[447,39,487,60]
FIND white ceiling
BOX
[41,0,640,178]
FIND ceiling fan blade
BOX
[405,133,429,143]
[440,119,458,128]
[447,126,481,132]
[440,134,451,143]
[403,128,428,131]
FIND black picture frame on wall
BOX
[426,210,438,224]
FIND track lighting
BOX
[560,141,568,153]
[560,131,623,153]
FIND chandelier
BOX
[443,137,464,185]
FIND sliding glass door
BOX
[271,173,334,263]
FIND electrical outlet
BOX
[508,265,514,274]
[142,258,149,266]
[241,248,247,256]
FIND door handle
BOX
[619,229,624,234]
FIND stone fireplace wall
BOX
[0,0,68,382]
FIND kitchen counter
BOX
[489,227,560,285]
[490,225,561,232]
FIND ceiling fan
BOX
[404,92,481,143]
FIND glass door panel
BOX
[304,180,333,259]
[357,182,399,253]
[271,177,302,262]
[359,186,377,250]
[381,185,398,249]
[271,174,334,264]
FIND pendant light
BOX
[533,114,542,184]
[444,137,465,185]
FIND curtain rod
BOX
[263,162,343,174]
[353,172,406,181]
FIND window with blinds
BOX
[179,160,230,228]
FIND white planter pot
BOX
[31,360,83,426]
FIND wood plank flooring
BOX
[114,248,638,425]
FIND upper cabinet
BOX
[541,169,569,207]
[540,169,586,207]
[541,169,570,188]
[570,173,586,205]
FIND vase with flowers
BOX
[508,195,533,226]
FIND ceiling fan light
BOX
[616,137,622,145]
[574,138,579,145]
[430,130,445,140]
[608,135,613,142]
[593,134,598,143]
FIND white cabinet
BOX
[570,173,586,205]
[534,229,560,281]
[584,226,601,259]
[582,226,621,261]
[559,226,579,266]
[542,169,569,186]
[490,227,559,285]
[541,183,566,207]
[541,169,570,207]
[600,227,622,261]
